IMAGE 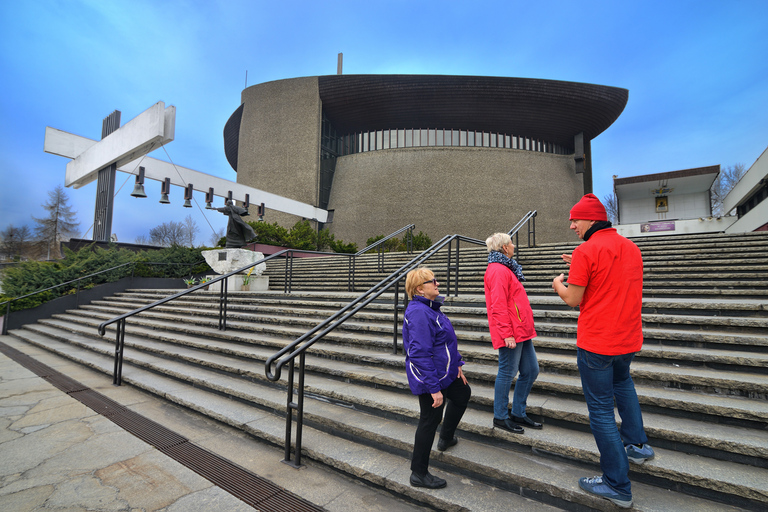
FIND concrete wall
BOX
[237,77,322,228]
[326,146,583,246]
[620,191,711,224]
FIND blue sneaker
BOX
[626,443,655,464]
[579,476,633,508]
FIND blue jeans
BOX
[494,340,539,419]
[577,347,648,497]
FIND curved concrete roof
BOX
[317,75,628,147]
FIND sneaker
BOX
[579,476,633,508]
[626,443,655,464]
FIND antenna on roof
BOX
[245,70,248,88]
[337,53,343,75]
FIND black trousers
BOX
[411,377,472,475]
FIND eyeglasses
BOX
[421,278,438,286]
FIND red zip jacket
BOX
[484,262,537,349]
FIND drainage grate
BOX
[0,341,326,512]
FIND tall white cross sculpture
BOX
[44,101,329,241]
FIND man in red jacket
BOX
[485,232,541,434]
[552,194,654,509]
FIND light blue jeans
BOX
[493,339,539,419]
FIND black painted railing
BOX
[266,211,536,467]
[98,225,421,384]
[0,260,203,336]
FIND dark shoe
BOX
[437,436,458,452]
[493,417,524,434]
[511,414,543,429]
[410,471,447,489]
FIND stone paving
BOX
[0,344,426,512]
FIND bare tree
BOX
[1,224,33,260]
[134,234,152,245]
[603,193,619,224]
[182,215,199,247]
[711,163,747,216]
[32,185,80,259]
[208,228,225,247]
[149,220,187,247]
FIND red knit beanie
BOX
[569,193,608,221]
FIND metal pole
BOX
[2,302,9,335]
[113,318,126,386]
[283,358,296,464]
[393,280,400,354]
[295,352,306,467]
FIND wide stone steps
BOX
[4,335,747,512]
[69,301,768,389]
[6,230,768,510]
[8,320,768,510]
[24,301,768,428]
[261,233,768,299]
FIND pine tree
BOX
[32,185,80,260]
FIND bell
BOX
[159,193,170,204]
[183,199,192,208]
[130,182,147,198]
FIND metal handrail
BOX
[355,224,415,255]
[507,210,537,258]
[1,261,136,335]
[263,233,488,467]
[98,250,292,383]
[265,211,537,467]
[355,224,415,273]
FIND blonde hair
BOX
[485,232,511,253]
[405,267,434,299]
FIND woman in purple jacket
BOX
[403,267,471,489]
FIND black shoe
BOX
[493,417,524,434]
[410,471,447,489]
[437,436,458,452]
[511,414,543,429]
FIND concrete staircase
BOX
[5,231,768,511]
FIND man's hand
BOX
[431,391,444,408]
[561,253,572,265]
[504,337,517,348]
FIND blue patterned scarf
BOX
[488,251,525,282]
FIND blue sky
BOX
[1,0,767,245]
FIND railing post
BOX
[348,256,354,292]
[283,358,295,463]
[76,281,81,308]
[218,276,229,331]
[2,302,9,335]
[528,212,537,247]
[295,351,306,467]
[453,238,461,297]
[282,355,305,469]
[393,280,400,354]
[113,318,126,386]
[284,251,294,294]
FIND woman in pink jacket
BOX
[484,232,541,434]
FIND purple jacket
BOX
[402,295,464,395]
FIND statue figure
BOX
[216,200,257,248]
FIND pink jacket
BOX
[484,262,537,349]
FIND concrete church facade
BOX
[223,75,628,246]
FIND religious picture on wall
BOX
[655,196,668,213]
